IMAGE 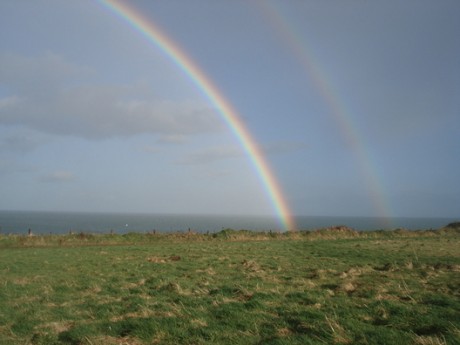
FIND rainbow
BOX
[257,1,392,220]
[96,0,296,231]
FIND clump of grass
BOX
[413,335,447,345]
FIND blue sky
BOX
[0,0,459,219]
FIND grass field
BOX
[0,227,459,344]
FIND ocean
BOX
[0,210,457,235]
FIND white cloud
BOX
[39,171,76,183]
[0,53,222,139]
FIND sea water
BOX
[0,210,457,235]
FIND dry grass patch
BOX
[147,255,181,263]
[123,279,146,290]
[340,282,357,293]
[325,316,352,344]
[109,309,176,323]
[39,321,74,334]
[146,256,166,263]
[88,335,144,345]
[241,259,262,272]
[191,319,208,328]
[413,335,447,345]
[276,327,292,337]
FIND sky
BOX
[0,0,459,222]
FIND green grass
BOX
[0,228,459,344]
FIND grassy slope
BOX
[0,230,459,344]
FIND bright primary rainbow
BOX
[97,0,296,231]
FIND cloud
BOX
[0,96,21,109]
[0,128,48,152]
[156,134,188,145]
[0,53,222,139]
[0,52,92,95]
[39,171,76,183]
[142,134,189,154]
[176,146,243,165]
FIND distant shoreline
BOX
[0,210,458,234]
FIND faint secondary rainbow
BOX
[257,1,392,220]
[97,0,296,230]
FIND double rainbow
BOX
[97,0,296,231]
